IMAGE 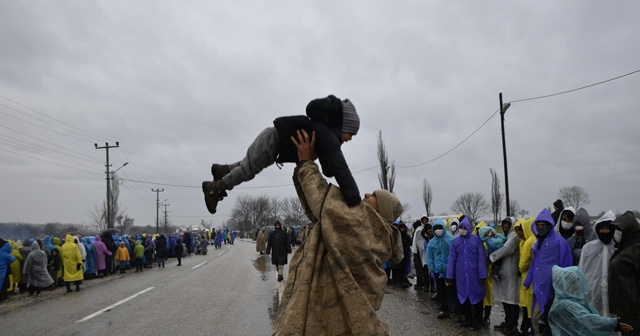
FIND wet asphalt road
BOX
[0,239,511,335]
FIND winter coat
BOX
[524,208,573,313]
[426,218,453,278]
[567,207,598,266]
[0,241,16,287]
[256,228,267,253]
[273,161,403,336]
[548,266,619,336]
[115,244,130,262]
[22,242,54,288]
[608,211,640,334]
[517,218,535,316]
[60,234,84,282]
[133,240,145,259]
[266,228,291,265]
[51,236,63,280]
[446,217,487,305]
[489,216,521,306]
[155,235,167,259]
[578,210,616,317]
[93,235,112,271]
[273,115,360,206]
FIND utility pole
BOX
[152,188,164,233]
[95,142,119,229]
[499,93,512,217]
[162,202,171,233]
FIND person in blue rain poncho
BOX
[0,239,17,302]
[446,216,487,331]
[548,265,633,335]
[524,208,573,336]
[81,237,96,279]
[426,218,454,319]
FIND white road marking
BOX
[76,287,154,323]
[218,250,226,256]
[192,261,208,269]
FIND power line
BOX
[0,147,102,176]
[0,93,111,142]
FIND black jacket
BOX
[609,211,640,332]
[273,115,360,206]
[266,229,291,265]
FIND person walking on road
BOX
[266,220,291,282]
[256,227,267,255]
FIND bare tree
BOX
[451,192,490,223]
[115,215,135,235]
[400,202,412,222]
[280,196,308,226]
[518,208,529,219]
[509,199,521,218]
[377,130,395,192]
[422,179,433,216]
[558,186,591,209]
[88,172,127,233]
[490,168,503,226]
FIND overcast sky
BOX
[1,1,639,230]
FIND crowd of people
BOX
[0,229,237,301]
[383,202,638,335]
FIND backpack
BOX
[305,95,343,130]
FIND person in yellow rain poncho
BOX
[473,221,494,325]
[8,240,23,293]
[60,234,84,293]
[515,218,535,335]
[273,130,404,336]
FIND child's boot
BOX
[202,180,225,214]
[75,282,81,292]
[211,164,230,181]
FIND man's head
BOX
[514,225,525,240]
[341,99,359,136]
[274,220,282,230]
[535,221,552,238]
[501,217,513,234]
[420,215,429,225]
[364,189,403,224]
[553,199,563,211]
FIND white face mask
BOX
[434,229,444,237]
[575,225,584,231]
[450,225,458,232]
[561,221,573,230]
[613,230,623,244]
[459,229,468,236]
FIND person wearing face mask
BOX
[420,221,436,292]
[411,217,426,290]
[449,218,460,238]
[524,208,572,336]
[578,210,617,319]
[446,216,487,331]
[557,206,576,240]
[608,211,640,336]
[567,208,597,266]
[426,218,454,319]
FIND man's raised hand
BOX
[291,129,317,162]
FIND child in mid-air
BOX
[478,226,507,281]
[202,95,361,214]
